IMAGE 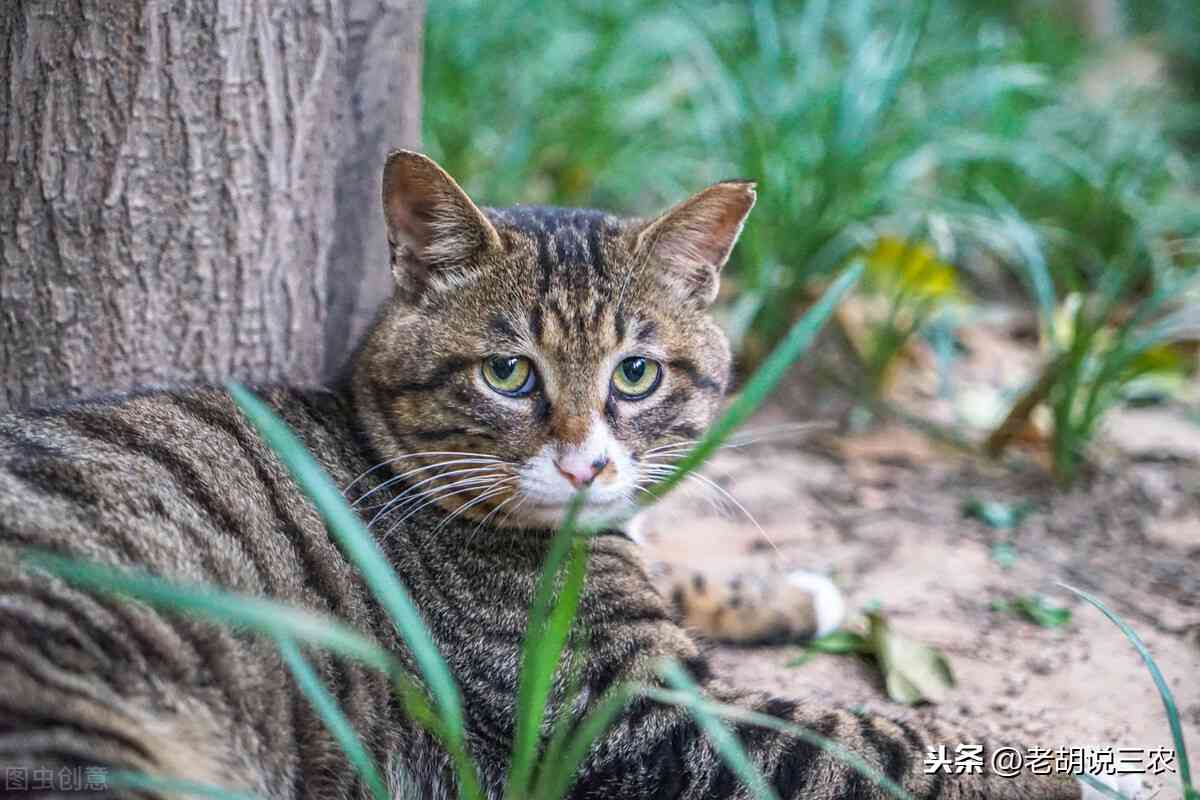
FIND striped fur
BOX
[0,151,1083,799]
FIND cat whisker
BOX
[350,455,510,504]
[362,467,505,523]
[343,450,509,497]
[496,495,529,530]
[438,487,515,534]
[370,474,513,531]
[382,483,514,543]
[358,464,510,513]
[641,422,832,459]
[471,494,515,536]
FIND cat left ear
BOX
[381,150,502,299]
[633,180,756,307]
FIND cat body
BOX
[0,151,1102,799]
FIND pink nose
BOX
[555,457,610,489]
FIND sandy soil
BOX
[640,377,1199,797]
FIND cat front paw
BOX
[784,570,846,638]
[657,564,846,644]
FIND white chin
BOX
[518,498,632,530]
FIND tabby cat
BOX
[0,150,1131,799]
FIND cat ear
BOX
[381,150,502,297]
[633,180,756,307]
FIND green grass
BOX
[1063,583,1197,800]
[659,659,780,800]
[641,682,914,800]
[643,261,862,502]
[277,636,391,800]
[425,0,1200,480]
[105,772,261,800]
[506,496,588,799]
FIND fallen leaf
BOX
[807,630,871,654]
[786,630,870,668]
[866,611,956,705]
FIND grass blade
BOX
[531,686,635,800]
[276,637,390,800]
[228,385,484,800]
[22,552,397,675]
[507,495,588,798]
[227,384,466,738]
[641,685,914,800]
[660,660,780,800]
[643,262,863,504]
[106,772,262,800]
[1060,583,1196,798]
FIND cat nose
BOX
[554,456,610,489]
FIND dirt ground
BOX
[640,321,1200,798]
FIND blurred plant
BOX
[962,497,1033,529]
[425,1,1083,346]
[785,610,956,706]
[427,0,1200,479]
[847,235,963,397]
[990,594,1072,628]
[986,257,1199,482]
[422,0,698,210]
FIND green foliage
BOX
[426,0,1200,480]
[1044,276,1198,482]
[991,594,1073,628]
[641,683,915,800]
[962,497,1033,530]
[660,660,780,800]
[277,637,391,800]
[642,262,862,502]
[786,611,955,706]
[227,384,483,799]
[507,497,588,799]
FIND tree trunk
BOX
[0,0,424,411]
[326,0,424,372]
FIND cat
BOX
[0,149,1135,799]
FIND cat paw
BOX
[658,564,846,644]
[784,570,846,638]
[1077,773,1146,799]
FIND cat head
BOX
[353,150,754,530]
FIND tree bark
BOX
[0,0,424,411]
[326,0,423,373]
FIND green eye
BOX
[612,357,662,400]
[482,355,535,396]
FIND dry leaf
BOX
[866,611,956,705]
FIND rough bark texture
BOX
[0,0,424,411]
[326,0,423,372]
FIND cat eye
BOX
[481,355,536,397]
[611,357,662,400]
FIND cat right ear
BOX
[381,150,501,299]
[633,180,756,308]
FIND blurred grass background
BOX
[423,0,1199,483]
